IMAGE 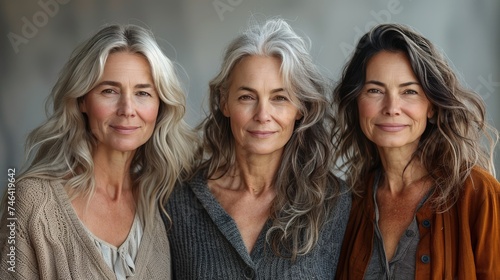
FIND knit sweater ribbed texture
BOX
[165,172,351,280]
[0,178,171,279]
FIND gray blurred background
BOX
[1,0,499,193]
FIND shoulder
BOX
[167,171,208,211]
[170,171,207,198]
[463,167,500,196]
[458,167,500,212]
[335,178,353,209]
[13,177,56,207]
[14,177,68,214]
[2,177,62,231]
[325,177,352,225]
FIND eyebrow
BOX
[238,86,285,94]
[96,81,154,89]
[365,80,420,87]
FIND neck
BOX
[378,147,428,194]
[92,145,136,200]
[220,152,281,196]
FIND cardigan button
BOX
[420,254,431,264]
[244,266,255,279]
[422,219,431,228]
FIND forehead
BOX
[230,56,282,80]
[102,52,152,75]
[365,51,415,76]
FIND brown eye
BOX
[367,88,382,94]
[136,91,152,97]
[238,95,254,101]
[273,95,288,101]
[404,90,418,95]
[102,89,118,94]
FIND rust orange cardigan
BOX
[336,167,500,280]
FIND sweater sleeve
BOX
[0,178,44,279]
[468,169,500,279]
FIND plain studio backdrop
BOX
[0,0,499,194]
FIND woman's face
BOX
[357,51,433,153]
[222,55,301,158]
[80,51,160,153]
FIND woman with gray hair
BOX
[0,24,196,279]
[165,18,351,279]
[334,23,500,279]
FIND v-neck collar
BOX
[50,180,158,279]
[188,172,271,267]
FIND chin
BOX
[111,141,148,152]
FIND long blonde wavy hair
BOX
[17,24,197,226]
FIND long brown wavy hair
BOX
[333,23,498,210]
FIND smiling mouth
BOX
[248,131,275,138]
[110,125,140,134]
[376,124,406,132]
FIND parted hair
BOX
[333,23,498,210]
[17,24,196,226]
[196,17,342,259]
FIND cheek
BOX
[140,101,161,123]
[85,103,113,125]
[229,114,246,136]
[278,110,300,133]
[357,106,374,137]
[144,109,160,124]
[357,99,375,118]
[229,107,252,128]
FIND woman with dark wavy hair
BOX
[0,24,196,279]
[165,17,351,279]
[334,23,500,279]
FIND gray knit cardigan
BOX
[164,172,351,280]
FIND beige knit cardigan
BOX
[0,178,171,279]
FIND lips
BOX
[248,130,276,138]
[110,125,140,134]
[376,124,407,132]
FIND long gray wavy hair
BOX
[333,23,498,210]
[195,18,342,259]
[17,24,197,226]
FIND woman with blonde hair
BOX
[0,24,196,279]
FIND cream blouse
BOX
[83,215,143,280]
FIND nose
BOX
[253,100,271,123]
[117,93,135,117]
[382,94,401,116]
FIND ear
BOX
[295,111,303,120]
[222,103,230,117]
[220,93,230,117]
[79,97,87,113]
[427,106,435,119]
